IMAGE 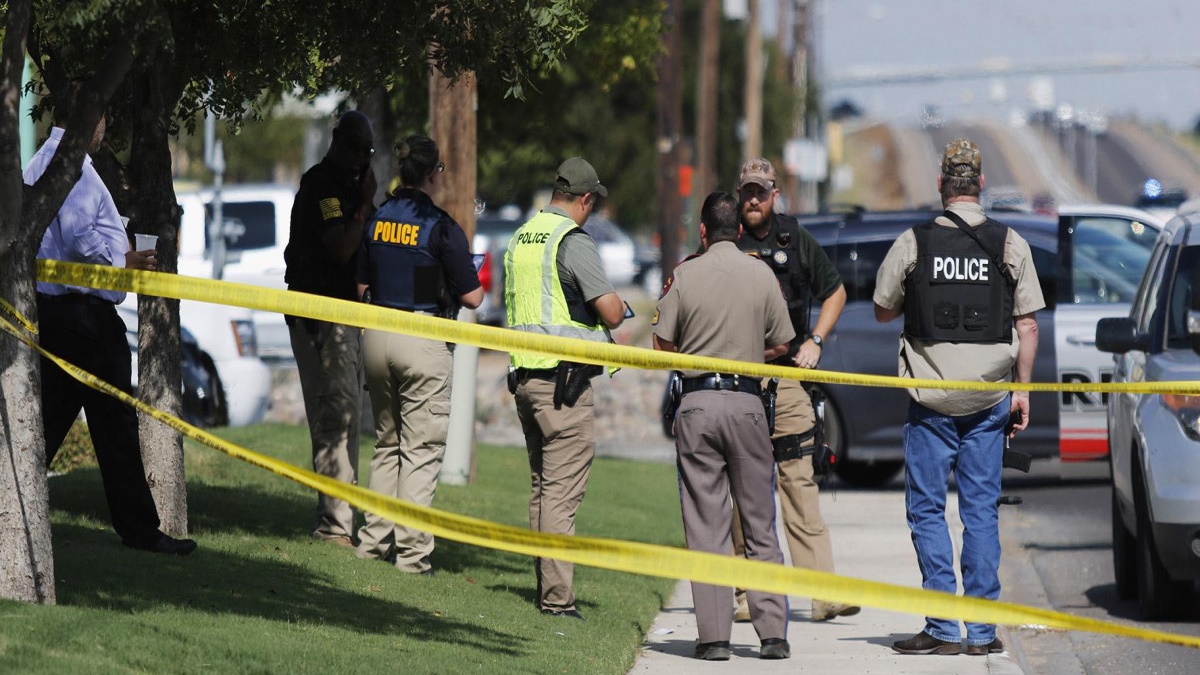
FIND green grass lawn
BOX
[1,424,684,674]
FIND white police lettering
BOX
[932,256,988,281]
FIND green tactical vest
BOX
[504,211,611,369]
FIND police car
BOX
[788,204,1164,486]
[1097,210,1200,619]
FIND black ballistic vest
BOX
[903,218,1014,344]
[736,213,812,344]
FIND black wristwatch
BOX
[810,334,824,348]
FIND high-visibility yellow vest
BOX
[504,211,610,369]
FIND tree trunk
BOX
[742,0,763,160]
[696,0,720,197]
[429,72,477,236]
[0,0,56,606]
[0,255,56,604]
[128,64,188,536]
[657,0,684,279]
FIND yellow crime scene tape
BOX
[38,259,1200,395]
[12,260,1200,650]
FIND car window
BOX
[1029,243,1057,310]
[1165,246,1200,348]
[1069,223,1150,304]
[1073,216,1158,252]
[1136,245,1171,337]
[204,200,277,252]
[822,240,891,303]
[1133,240,1169,332]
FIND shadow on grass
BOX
[47,467,541,655]
[51,468,315,539]
[52,468,553,578]
[51,519,533,658]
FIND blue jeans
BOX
[904,397,1006,645]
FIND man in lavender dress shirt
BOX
[28,95,196,556]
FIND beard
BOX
[742,206,768,230]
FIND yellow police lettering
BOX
[373,221,421,246]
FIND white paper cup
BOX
[135,233,158,252]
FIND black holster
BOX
[1003,449,1032,472]
[770,385,836,479]
[1003,410,1032,472]
[663,371,683,429]
[553,362,603,409]
[761,377,779,436]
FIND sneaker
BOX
[811,602,861,622]
[966,638,1004,655]
[892,631,962,655]
[760,637,791,659]
[733,598,751,623]
[694,641,731,661]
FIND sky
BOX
[815,0,1200,131]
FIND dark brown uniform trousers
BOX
[675,389,788,643]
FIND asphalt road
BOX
[998,460,1200,674]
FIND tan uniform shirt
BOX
[654,240,795,375]
[872,201,1045,416]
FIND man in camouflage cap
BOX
[873,137,1043,656]
[730,157,856,624]
[941,138,981,179]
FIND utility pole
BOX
[742,0,763,160]
[429,71,479,486]
[696,0,720,196]
[793,0,813,211]
[658,0,684,279]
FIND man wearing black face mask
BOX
[730,158,857,624]
[283,110,377,548]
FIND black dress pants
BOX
[38,294,161,547]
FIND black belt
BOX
[515,367,558,381]
[681,373,761,396]
[37,292,113,307]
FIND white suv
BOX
[1097,211,1200,619]
[176,183,295,359]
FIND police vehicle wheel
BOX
[198,352,230,428]
[1133,460,1188,619]
[823,393,903,487]
[1111,476,1137,601]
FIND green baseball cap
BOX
[556,157,608,197]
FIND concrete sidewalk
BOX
[629,488,1026,675]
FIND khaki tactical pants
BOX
[290,319,363,541]
[356,330,453,573]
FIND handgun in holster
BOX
[770,384,836,481]
[663,371,683,431]
[761,377,779,436]
[553,362,602,409]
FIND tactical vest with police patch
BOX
[365,191,450,316]
[903,218,1014,344]
[736,213,811,344]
